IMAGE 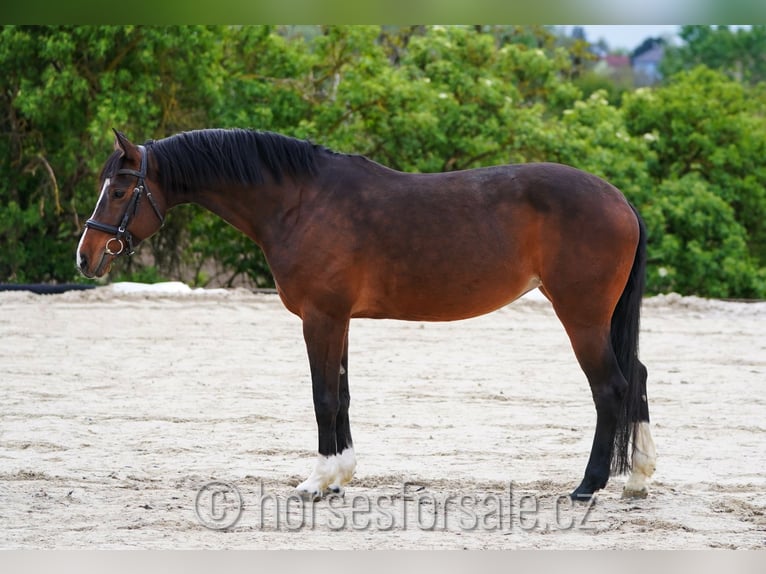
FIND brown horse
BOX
[77,128,656,501]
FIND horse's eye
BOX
[113,189,126,199]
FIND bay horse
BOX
[76,128,656,501]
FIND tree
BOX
[641,175,763,297]
[549,90,653,202]
[2,25,765,298]
[622,67,766,296]
[623,67,766,266]
[0,25,228,282]
[661,25,766,85]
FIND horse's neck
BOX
[188,180,302,248]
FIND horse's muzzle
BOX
[77,249,112,279]
[77,251,95,278]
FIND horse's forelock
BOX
[99,150,124,183]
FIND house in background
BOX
[592,53,633,85]
[605,54,631,69]
[632,44,665,86]
[595,37,666,87]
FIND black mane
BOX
[103,129,324,192]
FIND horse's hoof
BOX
[569,484,598,503]
[295,487,323,502]
[622,487,649,499]
[325,485,345,498]
[570,491,593,503]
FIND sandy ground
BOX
[0,285,764,549]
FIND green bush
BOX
[643,175,764,297]
[2,25,765,298]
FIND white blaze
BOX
[76,178,110,269]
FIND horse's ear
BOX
[112,129,138,160]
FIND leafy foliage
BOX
[661,25,766,86]
[641,175,764,297]
[623,68,766,270]
[0,25,228,282]
[2,25,766,298]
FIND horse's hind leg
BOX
[562,322,628,500]
[623,361,656,498]
[296,310,356,500]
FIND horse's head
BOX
[76,130,166,278]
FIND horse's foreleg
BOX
[296,311,355,499]
[330,332,356,494]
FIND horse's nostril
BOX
[78,253,89,273]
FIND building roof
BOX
[604,54,631,68]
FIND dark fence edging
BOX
[0,284,97,295]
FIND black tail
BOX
[610,204,647,475]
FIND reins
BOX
[84,145,164,256]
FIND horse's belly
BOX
[352,269,541,321]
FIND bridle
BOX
[85,144,165,257]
